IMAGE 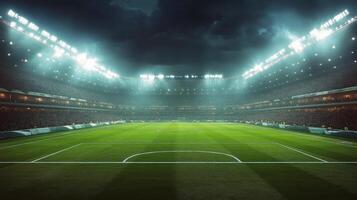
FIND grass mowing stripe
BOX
[276,143,328,162]
[31,143,82,162]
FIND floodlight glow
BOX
[140,74,148,79]
[50,35,58,42]
[53,46,65,58]
[10,21,16,28]
[75,53,88,65]
[83,58,97,71]
[8,10,16,17]
[28,22,39,31]
[16,26,24,32]
[242,9,355,79]
[157,74,164,79]
[204,74,223,79]
[289,38,305,53]
[18,16,28,25]
[37,53,42,58]
[310,29,333,41]
[59,40,67,48]
[41,30,50,38]
[140,74,156,81]
[71,47,78,54]
[5,9,120,80]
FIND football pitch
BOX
[1,122,357,200]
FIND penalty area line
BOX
[30,143,82,163]
[276,143,328,163]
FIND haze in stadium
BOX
[0,0,357,199]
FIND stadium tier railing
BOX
[0,120,126,139]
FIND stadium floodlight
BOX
[204,74,223,79]
[59,40,67,48]
[310,29,333,41]
[242,9,355,80]
[50,35,58,42]
[18,16,28,25]
[157,74,165,79]
[75,53,88,65]
[140,74,155,81]
[8,10,17,18]
[37,53,43,58]
[16,26,24,32]
[71,47,78,54]
[53,46,65,58]
[84,58,97,71]
[28,22,39,31]
[140,74,148,79]
[289,38,305,53]
[5,9,120,80]
[10,21,16,28]
[41,30,50,38]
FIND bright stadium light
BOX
[289,38,305,53]
[28,22,39,31]
[7,10,17,18]
[10,21,16,28]
[71,47,78,54]
[18,16,28,25]
[5,9,120,80]
[204,74,223,79]
[242,9,356,79]
[53,46,65,58]
[17,26,24,32]
[310,29,333,41]
[157,74,165,79]
[41,30,50,38]
[50,35,58,42]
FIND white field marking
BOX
[83,142,275,145]
[0,131,77,150]
[31,143,82,163]
[122,150,242,163]
[323,140,357,148]
[0,161,357,164]
[243,124,357,148]
[276,143,328,163]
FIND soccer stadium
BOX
[1,1,357,199]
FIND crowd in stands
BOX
[0,107,121,131]
[0,68,119,104]
[238,107,357,130]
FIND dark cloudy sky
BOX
[0,0,356,76]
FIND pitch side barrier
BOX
[0,121,126,139]
[245,121,357,139]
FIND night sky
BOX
[1,0,356,76]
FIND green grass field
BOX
[1,122,357,200]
